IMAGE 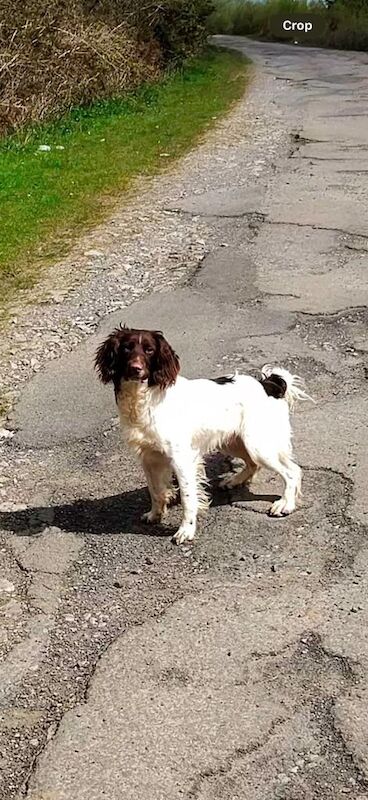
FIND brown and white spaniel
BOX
[95,326,310,544]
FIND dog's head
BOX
[95,326,180,391]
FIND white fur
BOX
[117,366,310,544]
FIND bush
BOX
[152,0,215,63]
[325,0,368,50]
[208,0,368,50]
[0,0,214,135]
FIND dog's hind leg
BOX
[267,452,302,516]
[219,460,258,489]
[219,436,259,489]
[247,447,301,516]
[239,406,301,516]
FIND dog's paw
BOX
[164,487,179,507]
[219,471,237,489]
[141,510,161,524]
[172,523,195,545]
[269,498,295,517]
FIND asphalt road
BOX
[1,37,368,800]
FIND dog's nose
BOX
[130,361,145,376]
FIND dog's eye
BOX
[144,346,154,355]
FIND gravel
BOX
[0,69,288,427]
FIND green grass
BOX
[0,48,249,313]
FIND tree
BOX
[326,0,368,7]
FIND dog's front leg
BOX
[170,450,199,544]
[141,450,172,524]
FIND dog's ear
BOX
[95,330,123,384]
[149,333,180,389]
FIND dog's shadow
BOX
[0,486,167,538]
[0,455,278,538]
[0,481,279,539]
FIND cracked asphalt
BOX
[1,37,368,800]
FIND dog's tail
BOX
[260,365,314,410]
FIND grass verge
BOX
[0,48,249,316]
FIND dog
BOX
[95,326,310,544]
